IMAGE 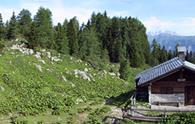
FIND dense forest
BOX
[0,7,189,74]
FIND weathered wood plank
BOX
[127,107,195,112]
[124,115,162,122]
[150,93,184,103]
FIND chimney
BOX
[177,46,186,61]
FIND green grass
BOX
[0,47,142,123]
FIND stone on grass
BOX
[51,56,61,62]
[34,52,41,59]
[84,68,88,72]
[46,52,51,59]
[0,86,5,91]
[34,64,42,72]
[109,72,116,76]
[75,98,84,104]
[62,76,67,82]
[73,69,92,81]
[11,44,34,55]
[39,59,46,64]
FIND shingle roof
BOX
[136,57,195,86]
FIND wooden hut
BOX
[136,46,195,106]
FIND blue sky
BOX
[1,0,195,35]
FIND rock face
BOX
[11,44,62,63]
[11,44,34,55]
[34,52,41,59]
[73,69,93,81]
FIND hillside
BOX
[0,43,141,123]
[147,32,195,51]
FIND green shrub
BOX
[37,121,44,124]
[0,41,5,52]
[162,112,195,124]
[10,116,17,124]
[77,106,92,113]
[51,108,61,115]
[83,115,102,124]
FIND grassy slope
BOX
[0,47,142,123]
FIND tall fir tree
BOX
[7,12,18,40]
[54,22,68,54]
[91,11,110,49]
[100,48,109,63]
[34,7,54,48]
[0,13,5,40]
[159,46,168,63]
[28,22,37,48]
[108,17,123,63]
[119,58,130,80]
[17,9,32,40]
[150,39,161,66]
[67,17,79,55]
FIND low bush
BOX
[162,112,195,124]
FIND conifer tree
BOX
[78,26,100,61]
[67,17,79,55]
[0,13,5,40]
[100,48,109,63]
[108,17,123,62]
[7,12,18,40]
[34,7,54,48]
[119,58,130,80]
[54,22,68,54]
[28,22,37,48]
[150,39,161,65]
[17,9,32,40]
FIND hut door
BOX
[185,86,195,105]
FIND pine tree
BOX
[67,17,79,55]
[0,13,5,40]
[17,9,32,40]
[28,22,37,48]
[7,12,18,40]
[34,7,54,48]
[91,11,110,49]
[150,39,161,65]
[159,46,168,63]
[100,48,109,63]
[78,26,100,61]
[126,17,148,67]
[54,22,68,54]
[119,58,130,80]
[108,17,123,63]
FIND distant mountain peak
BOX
[147,31,195,51]
[147,31,178,36]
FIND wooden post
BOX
[130,106,134,116]
[148,83,152,106]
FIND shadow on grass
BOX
[105,90,135,108]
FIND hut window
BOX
[160,87,173,94]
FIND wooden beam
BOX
[127,107,195,112]
[148,83,152,106]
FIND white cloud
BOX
[19,0,99,24]
[143,16,195,35]
[0,7,20,22]
[0,0,130,26]
[143,16,175,32]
